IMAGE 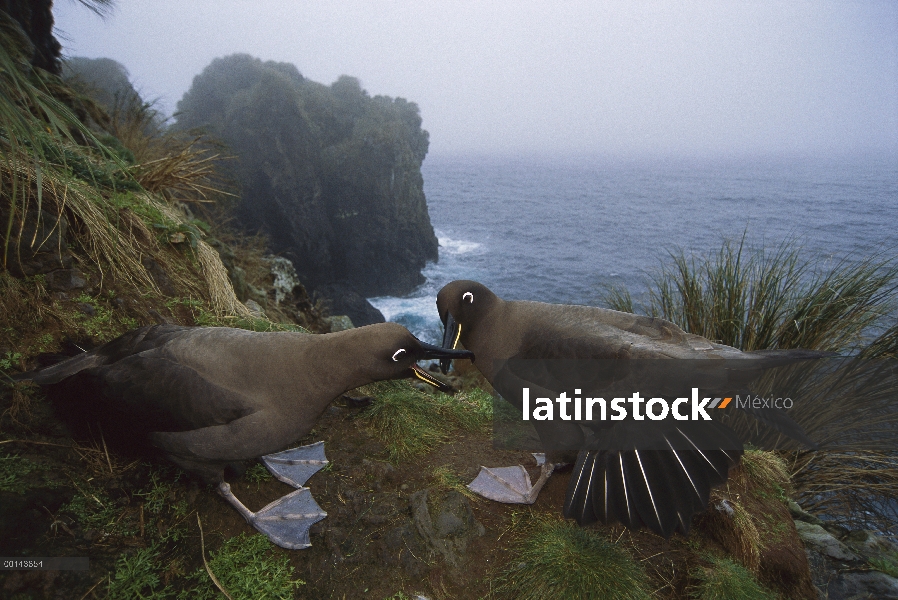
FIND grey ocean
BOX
[370,153,898,343]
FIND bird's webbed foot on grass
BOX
[217,482,327,550]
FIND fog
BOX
[53,0,898,158]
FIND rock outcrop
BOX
[791,502,898,599]
[174,55,438,308]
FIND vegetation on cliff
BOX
[175,54,439,301]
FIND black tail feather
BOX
[564,423,743,538]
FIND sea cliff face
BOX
[174,55,438,305]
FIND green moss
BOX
[66,292,140,342]
[0,453,37,493]
[0,351,23,371]
[244,462,273,485]
[358,382,494,462]
[870,551,898,578]
[108,191,171,227]
[136,471,175,515]
[493,513,652,600]
[61,485,138,538]
[180,533,304,599]
[689,555,777,600]
[431,465,477,501]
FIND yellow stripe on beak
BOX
[412,364,448,390]
[452,323,462,350]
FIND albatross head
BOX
[358,322,473,392]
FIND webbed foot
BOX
[467,463,556,504]
[218,482,327,550]
[260,441,328,488]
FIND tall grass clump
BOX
[604,235,898,354]
[492,512,652,600]
[604,236,898,531]
[1,11,250,321]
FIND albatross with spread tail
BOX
[436,280,823,537]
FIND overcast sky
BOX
[53,0,898,158]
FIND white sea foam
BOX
[368,295,436,323]
[437,233,482,255]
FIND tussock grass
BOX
[492,512,652,600]
[604,235,898,353]
[131,139,229,203]
[788,450,898,532]
[1,17,251,327]
[689,554,777,600]
[604,236,898,531]
[729,497,762,572]
[740,449,791,499]
[733,359,898,531]
[861,321,898,359]
[357,381,493,462]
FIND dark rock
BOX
[3,0,63,75]
[244,299,266,317]
[408,489,485,569]
[327,315,355,332]
[141,257,178,296]
[340,395,374,408]
[825,523,852,539]
[45,269,86,291]
[789,500,825,526]
[314,282,385,326]
[826,571,898,599]
[795,521,859,562]
[797,520,898,599]
[1,207,72,278]
[0,488,72,555]
[76,302,95,317]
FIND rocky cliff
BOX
[174,55,439,317]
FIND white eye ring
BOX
[392,349,407,362]
[463,292,474,303]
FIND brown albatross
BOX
[436,280,824,538]
[16,322,473,549]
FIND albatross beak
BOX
[439,313,463,374]
[409,339,474,391]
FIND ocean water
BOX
[370,153,898,343]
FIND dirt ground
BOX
[0,378,816,599]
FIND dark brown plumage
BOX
[437,280,821,538]
[25,322,471,481]
[19,322,474,549]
